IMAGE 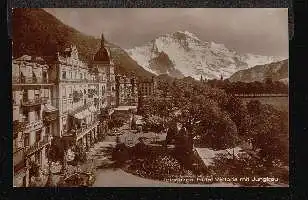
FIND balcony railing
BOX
[24,120,44,132]
[43,111,58,123]
[66,119,99,139]
[21,97,48,107]
[25,136,49,156]
[13,77,51,84]
[76,120,99,138]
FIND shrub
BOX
[143,115,165,133]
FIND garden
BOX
[131,77,289,186]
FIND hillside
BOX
[126,31,286,80]
[228,59,288,83]
[12,8,153,78]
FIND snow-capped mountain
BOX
[126,31,286,80]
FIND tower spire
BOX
[100,33,105,48]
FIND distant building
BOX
[138,76,156,97]
[12,55,55,187]
[137,76,157,113]
[115,73,138,106]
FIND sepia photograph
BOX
[12,8,288,187]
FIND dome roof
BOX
[94,47,110,62]
[93,33,110,62]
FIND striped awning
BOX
[20,66,31,78]
[44,104,58,112]
[32,67,42,78]
[74,109,91,120]
[88,105,97,113]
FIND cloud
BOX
[44,8,288,56]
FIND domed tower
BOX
[93,33,116,109]
[94,33,110,63]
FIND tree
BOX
[247,104,288,167]
[47,137,65,173]
[247,100,262,115]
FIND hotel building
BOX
[12,55,55,187]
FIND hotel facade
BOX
[12,33,156,187]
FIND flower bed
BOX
[124,153,213,184]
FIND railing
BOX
[43,111,58,122]
[25,136,49,156]
[21,97,48,107]
[234,93,288,98]
[24,120,43,132]
[12,77,51,84]
[59,78,102,83]
[69,102,93,115]
[76,120,99,138]
[67,120,99,139]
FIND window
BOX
[24,133,29,147]
[23,90,28,102]
[62,86,66,98]
[35,151,40,165]
[45,125,50,136]
[35,109,40,120]
[63,100,67,112]
[68,86,72,98]
[62,71,66,79]
[22,109,29,122]
[36,130,41,143]
[42,71,47,83]
[34,91,40,100]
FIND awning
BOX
[32,67,42,79]
[73,109,91,120]
[12,64,20,77]
[88,105,97,113]
[114,106,137,111]
[20,66,31,78]
[16,55,32,61]
[108,109,114,115]
[44,104,58,112]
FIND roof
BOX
[44,104,58,112]
[93,33,110,62]
[93,47,110,62]
[114,106,137,111]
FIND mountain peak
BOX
[174,31,200,40]
[126,31,287,80]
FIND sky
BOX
[45,8,288,57]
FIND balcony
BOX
[25,136,49,156]
[24,120,43,133]
[65,120,99,139]
[21,97,48,107]
[43,111,58,123]
[13,147,25,172]
[76,120,99,138]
